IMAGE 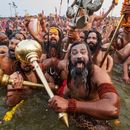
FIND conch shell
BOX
[28,18,41,36]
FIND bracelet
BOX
[67,99,77,112]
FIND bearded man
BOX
[0,31,26,75]
[40,25,66,90]
[85,30,113,72]
[45,25,64,59]
[48,41,120,130]
[0,37,21,75]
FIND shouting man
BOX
[49,41,120,130]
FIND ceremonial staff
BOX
[15,39,69,127]
[0,69,45,89]
[100,0,128,67]
[100,14,124,67]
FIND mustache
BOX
[50,38,57,42]
[88,41,95,45]
[88,42,98,53]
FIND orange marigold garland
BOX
[121,0,130,27]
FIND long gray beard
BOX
[71,67,88,88]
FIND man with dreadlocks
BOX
[85,29,113,73]
[48,41,120,130]
[40,25,67,92]
[25,14,67,93]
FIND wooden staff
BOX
[100,14,124,67]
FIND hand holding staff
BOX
[0,69,45,89]
[15,40,69,127]
[100,14,124,67]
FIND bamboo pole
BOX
[100,14,124,67]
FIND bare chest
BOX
[69,79,98,101]
[94,51,107,66]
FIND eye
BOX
[87,37,91,39]
[71,49,78,55]
[80,49,86,54]
[54,33,57,36]
[10,42,13,45]
[92,37,97,40]
[49,33,52,36]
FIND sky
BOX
[0,0,123,17]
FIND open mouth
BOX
[9,49,15,54]
[51,39,57,43]
[76,62,85,69]
[74,60,85,69]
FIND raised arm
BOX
[24,14,47,44]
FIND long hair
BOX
[67,41,94,97]
[46,25,64,59]
[85,29,102,51]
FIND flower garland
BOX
[121,0,130,27]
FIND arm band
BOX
[97,83,118,98]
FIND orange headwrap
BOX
[49,27,59,34]
[121,0,130,27]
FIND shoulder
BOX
[58,59,67,70]
[92,65,112,86]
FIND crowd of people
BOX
[0,0,130,129]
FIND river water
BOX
[0,64,129,130]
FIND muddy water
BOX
[0,64,129,130]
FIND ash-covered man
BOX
[48,41,120,130]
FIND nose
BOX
[77,57,83,61]
[76,52,83,59]
[50,33,55,38]
[89,38,93,42]
[11,44,16,49]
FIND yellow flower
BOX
[3,100,24,122]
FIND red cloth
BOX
[39,63,45,72]
[97,83,118,98]
[56,80,67,96]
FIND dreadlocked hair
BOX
[67,41,94,97]
[47,24,64,59]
